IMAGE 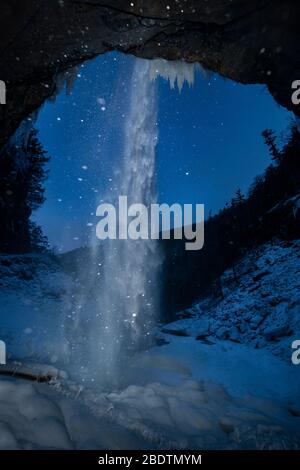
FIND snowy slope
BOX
[161,239,300,362]
[0,254,75,364]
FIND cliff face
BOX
[0,0,299,146]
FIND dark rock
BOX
[248,284,260,294]
[176,309,197,319]
[253,270,271,282]
[215,326,228,340]
[219,417,235,434]
[161,327,189,337]
[155,337,170,347]
[18,268,34,281]
[268,296,284,307]
[196,335,215,345]
[263,324,292,341]
[0,0,300,147]
[228,326,241,343]
[287,405,300,418]
[264,194,300,239]
[260,291,269,298]
[0,258,12,267]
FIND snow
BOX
[0,254,75,364]
[20,336,299,449]
[93,335,299,448]
[0,239,299,449]
[0,379,72,449]
[0,376,149,450]
[2,336,298,450]
[167,239,300,362]
[1,335,300,449]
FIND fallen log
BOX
[0,362,59,383]
[0,369,53,382]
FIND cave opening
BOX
[0,51,295,385]
[7,52,287,383]
[32,52,291,254]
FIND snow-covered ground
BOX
[162,239,300,362]
[0,239,299,449]
[85,336,300,449]
[0,254,74,364]
[0,338,299,450]
[0,375,149,450]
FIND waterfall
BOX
[90,59,161,385]
[67,57,199,387]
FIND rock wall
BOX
[0,0,299,146]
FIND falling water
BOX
[89,59,161,385]
[68,58,199,386]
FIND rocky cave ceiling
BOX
[0,0,299,146]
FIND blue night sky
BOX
[34,52,291,252]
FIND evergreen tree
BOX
[234,188,245,206]
[262,129,281,163]
[162,122,300,314]
[0,128,49,253]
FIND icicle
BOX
[49,65,79,103]
[149,59,202,92]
